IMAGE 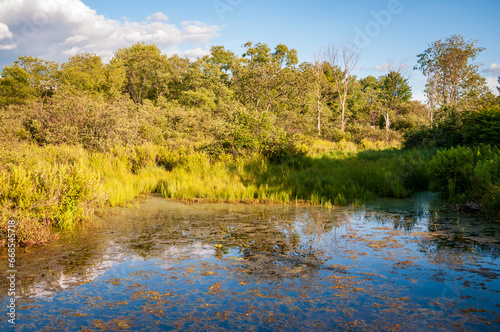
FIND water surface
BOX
[1,193,499,331]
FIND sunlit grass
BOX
[0,141,434,247]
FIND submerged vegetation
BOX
[1,34,499,246]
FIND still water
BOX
[1,193,499,331]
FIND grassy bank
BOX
[156,148,431,206]
[1,141,436,247]
[2,141,499,247]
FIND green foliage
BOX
[114,43,170,104]
[0,56,58,106]
[0,65,35,106]
[428,145,500,217]
[2,38,499,248]
[415,34,488,108]
[0,143,176,246]
[0,144,105,245]
[428,146,476,200]
[461,105,500,145]
[204,107,302,163]
[404,105,500,149]
[156,147,430,207]
[59,53,126,99]
[9,90,138,150]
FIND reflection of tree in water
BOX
[417,216,500,265]
[360,210,421,231]
[349,207,500,271]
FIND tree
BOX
[379,64,412,139]
[59,53,125,99]
[310,51,330,136]
[163,54,190,101]
[0,64,34,106]
[0,56,58,105]
[198,46,239,105]
[415,34,488,109]
[359,75,382,127]
[204,46,237,87]
[233,42,300,114]
[324,43,361,131]
[113,43,170,104]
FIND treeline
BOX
[0,42,434,153]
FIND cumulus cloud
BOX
[147,12,169,22]
[0,0,221,65]
[0,23,13,40]
[483,63,500,75]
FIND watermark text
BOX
[6,219,17,325]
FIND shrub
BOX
[428,146,475,201]
[428,144,500,208]
[403,105,500,149]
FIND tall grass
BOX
[1,141,434,247]
[157,147,431,206]
[0,143,171,246]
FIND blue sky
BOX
[0,0,499,101]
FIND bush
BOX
[403,105,500,149]
[428,144,500,209]
[428,146,475,201]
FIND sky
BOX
[0,0,499,101]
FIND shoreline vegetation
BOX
[1,35,499,247]
[1,141,498,247]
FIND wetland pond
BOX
[1,192,499,331]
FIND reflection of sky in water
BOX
[1,195,499,331]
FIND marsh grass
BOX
[0,141,433,246]
[156,147,431,207]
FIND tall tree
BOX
[324,43,360,131]
[379,63,412,140]
[415,34,488,109]
[311,51,329,136]
[204,46,237,87]
[113,43,170,104]
[233,42,300,114]
[59,53,125,99]
[359,75,382,127]
[0,64,34,106]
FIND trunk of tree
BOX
[384,110,390,141]
[316,97,321,136]
[341,104,346,132]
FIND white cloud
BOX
[147,12,169,22]
[0,0,221,64]
[483,63,500,75]
[0,23,13,40]
[166,47,210,60]
[0,43,17,50]
[373,62,410,73]
[374,63,390,72]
